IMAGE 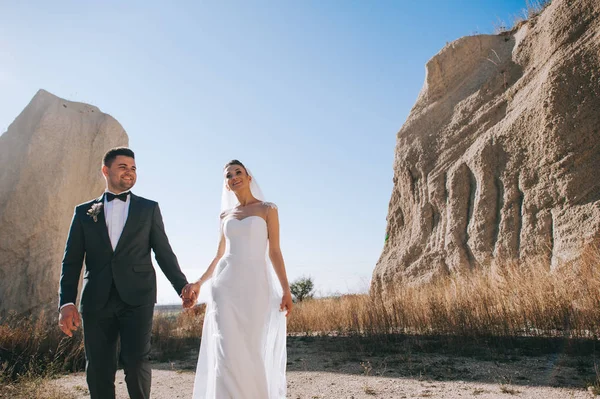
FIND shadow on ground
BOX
[283,334,599,389]
[155,333,599,390]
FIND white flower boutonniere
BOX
[87,202,103,222]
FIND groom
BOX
[58,147,195,399]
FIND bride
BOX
[182,159,293,399]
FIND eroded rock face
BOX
[0,89,128,314]
[372,0,600,296]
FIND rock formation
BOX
[372,0,600,296]
[0,89,128,314]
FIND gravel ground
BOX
[49,335,599,398]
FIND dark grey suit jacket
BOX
[58,192,188,313]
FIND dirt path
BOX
[50,368,593,398]
[49,336,598,398]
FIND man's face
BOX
[102,155,137,192]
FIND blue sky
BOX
[1,0,530,304]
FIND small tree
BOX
[290,276,314,302]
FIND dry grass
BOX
[494,0,552,34]
[151,304,205,362]
[288,245,600,338]
[0,312,84,398]
[158,244,600,342]
[0,305,205,380]
[524,0,551,19]
[0,311,85,382]
[0,377,77,399]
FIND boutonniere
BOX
[87,202,103,222]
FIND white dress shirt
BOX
[104,190,131,250]
[60,191,130,311]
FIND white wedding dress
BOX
[192,214,287,399]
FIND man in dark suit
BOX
[58,147,195,399]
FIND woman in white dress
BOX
[182,160,293,399]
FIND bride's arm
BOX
[196,230,226,286]
[182,228,226,308]
[266,205,293,315]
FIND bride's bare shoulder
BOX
[261,201,278,210]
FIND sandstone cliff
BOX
[0,90,128,314]
[372,0,600,296]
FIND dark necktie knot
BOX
[106,192,130,202]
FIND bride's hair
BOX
[224,159,248,175]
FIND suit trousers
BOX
[82,282,154,399]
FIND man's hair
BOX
[223,159,248,174]
[103,147,135,167]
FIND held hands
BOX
[58,304,81,337]
[280,291,293,317]
[181,282,200,309]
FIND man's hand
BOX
[58,304,81,337]
[181,282,200,309]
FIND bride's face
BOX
[224,165,251,192]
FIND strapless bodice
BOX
[222,215,268,260]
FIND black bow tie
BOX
[106,192,130,202]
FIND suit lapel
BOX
[114,193,141,254]
[93,194,114,252]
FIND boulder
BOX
[0,89,128,314]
